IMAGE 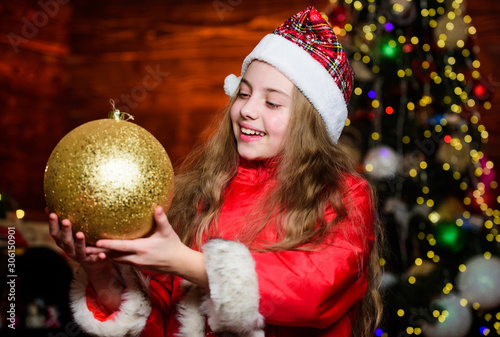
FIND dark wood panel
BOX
[0,0,71,219]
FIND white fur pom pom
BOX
[224,74,241,97]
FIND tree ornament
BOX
[470,77,494,102]
[363,145,402,180]
[435,139,471,173]
[324,2,349,27]
[44,102,174,245]
[456,255,500,311]
[435,196,465,222]
[350,60,374,82]
[466,155,498,213]
[434,12,469,50]
[379,270,399,290]
[405,260,436,279]
[421,293,472,337]
[379,36,401,60]
[388,0,417,26]
[477,155,497,190]
[433,221,466,253]
[465,188,496,214]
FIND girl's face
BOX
[230,61,293,161]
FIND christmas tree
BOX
[324,0,500,336]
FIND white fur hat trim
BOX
[224,74,241,97]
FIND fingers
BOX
[47,213,110,267]
[60,219,74,242]
[74,232,87,260]
[58,219,76,256]
[96,239,137,253]
[89,243,133,264]
[94,239,150,265]
[86,246,114,262]
[153,206,173,236]
[48,214,75,255]
[85,246,108,255]
[48,213,60,237]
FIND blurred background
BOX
[0,0,499,336]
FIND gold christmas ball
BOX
[434,11,469,50]
[44,114,174,245]
[436,139,471,173]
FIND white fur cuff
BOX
[202,239,264,336]
[69,265,152,337]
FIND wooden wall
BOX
[1,0,499,220]
[0,0,71,219]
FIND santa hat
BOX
[224,6,354,144]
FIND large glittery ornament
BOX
[44,106,174,245]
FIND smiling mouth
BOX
[241,127,265,137]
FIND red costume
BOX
[69,159,375,336]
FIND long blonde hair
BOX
[167,85,383,336]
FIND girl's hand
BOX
[87,207,209,290]
[48,210,125,312]
[47,211,109,273]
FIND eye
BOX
[266,101,281,109]
[237,92,250,99]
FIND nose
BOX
[240,96,259,120]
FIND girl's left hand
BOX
[86,207,208,290]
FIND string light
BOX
[16,209,25,219]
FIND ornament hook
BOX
[109,99,124,120]
[107,99,134,121]
[109,99,117,112]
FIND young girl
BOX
[48,6,383,337]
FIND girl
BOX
[49,6,383,337]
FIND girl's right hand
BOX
[48,211,125,313]
[47,211,109,273]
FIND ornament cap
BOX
[108,110,125,120]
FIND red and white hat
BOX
[224,6,354,144]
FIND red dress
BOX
[69,158,375,337]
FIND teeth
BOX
[241,127,265,136]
